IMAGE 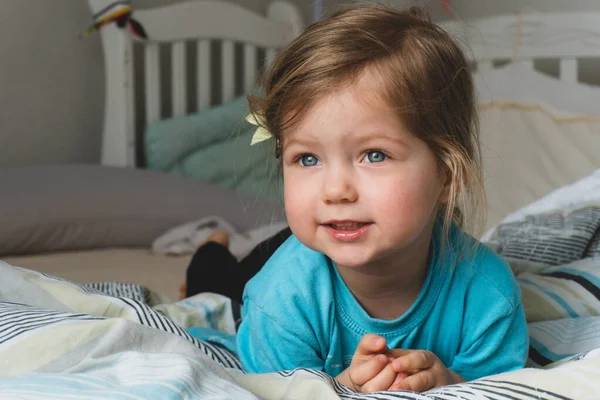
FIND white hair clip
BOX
[246,113,274,145]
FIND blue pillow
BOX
[145,95,281,202]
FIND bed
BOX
[1,0,302,299]
[1,3,600,399]
[441,11,600,232]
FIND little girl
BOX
[233,5,529,394]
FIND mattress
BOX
[3,248,191,300]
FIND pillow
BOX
[518,258,600,323]
[0,165,286,257]
[145,95,251,170]
[491,206,600,270]
[145,94,281,202]
[482,186,600,324]
[474,64,600,231]
[527,315,600,367]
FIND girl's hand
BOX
[336,334,400,393]
[388,349,465,392]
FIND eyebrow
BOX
[352,132,411,148]
[282,131,411,150]
[282,136,318,149]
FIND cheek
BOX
[364,173,441,220]
[283,171,313,226]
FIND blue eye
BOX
[363,151,386,163]
[299,154,320,167]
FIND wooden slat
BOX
[244,44,257,93]
[97,22,135,167]
[221,39,235,103]
[560,58,578,83]
[197,40,211,110]
[265,48,277,68]
[144,43,161,124]
[171,41,187,116]
[122,35,136,167]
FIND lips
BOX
[327,221,369,231]
[322,220,372,242]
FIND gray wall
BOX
[0,0,104,166]
[0,0,314,166]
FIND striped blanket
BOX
[484,170,600,368]
[1,171,599,399]
[1,262,599,400]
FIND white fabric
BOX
[152,216,289,260]
[482,168,600,241]
[474,64,600,232]
[478,105,600,231]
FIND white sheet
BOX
[152,216,289,260]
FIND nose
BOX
[321,167,358,204]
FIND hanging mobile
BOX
[82,1,148,39]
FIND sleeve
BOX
[236,296,325,374]
[449,297,529,381]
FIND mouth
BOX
[323,221,370,231]
[321,220,372,242]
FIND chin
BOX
[326,248,375,269]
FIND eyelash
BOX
[362,150,388,163]
[294,154,320,167]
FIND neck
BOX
[335,226,434,320]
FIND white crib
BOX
[89,1,600,169]
[87,0,304,167]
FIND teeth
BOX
[331,222,365,231]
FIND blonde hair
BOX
[249,5,485,242]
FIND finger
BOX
[392,351,436,372]
[361,363,398,393]
[394,370,436,393]
[386,348,412,359]
[349,354,388,387]
[355,334,387,357]
[390,365,420,375]
[388,371,409,391]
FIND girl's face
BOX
[281,73,449,270]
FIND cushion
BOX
[145,94,281,202]
[0,165,286,256]
[518,257,600,323]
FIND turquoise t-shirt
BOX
[236,225,529,381]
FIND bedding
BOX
[1,170,600,399]
[474,65,600,231]
[484,169,600,367]
[3,248,191,300]
[151,215,289,259]
[0,164,285,257]
[145,94,282,202]
[1,261,599,400]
